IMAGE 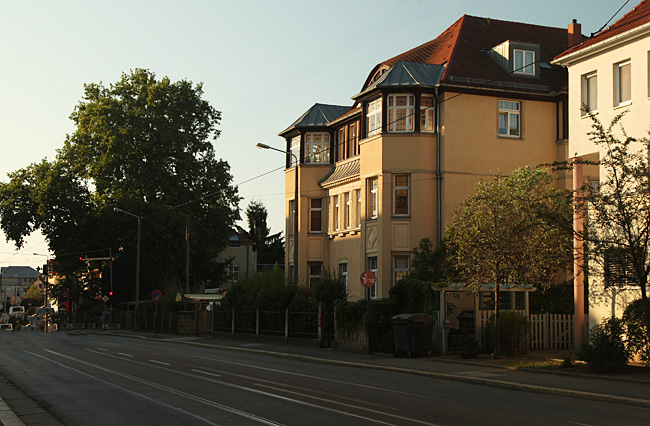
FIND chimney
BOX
[568,19,582,47]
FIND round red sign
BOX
[360,270,377,288]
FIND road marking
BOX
[191,369,221,378]
[117,352,134,357]
[31,349,284,426]
[96,348,108,352]
[149,360,171,366]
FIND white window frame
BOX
[513,49,535,75]
[349,122,358,156]
[356,189,362,227]
[393,255,409,286]
[498,100,521,138]
[309,263,322,288]
[367,256,378,299]
[304,133,330,164]
[288,200,295,236]
[339,262,348,294]
[614,60,631,107]
[333,195,340,231]
[581,72,598,116]
[393,174,410,216]
[367,98,382,137]
[290,136,300,166]
[368,177,378,219]
[344,192,351,229]
[387,94,415,132]
[420,95,435,132]
[227,264,240,283]
[309,198,323,233]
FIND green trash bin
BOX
[391,313,435,357]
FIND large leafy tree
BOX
[0,69,239,305]
[576,113,650,343]
[445,167,573,354]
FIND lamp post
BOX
[114,207,141,330]
[256,142,299,286]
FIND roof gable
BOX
[1,266,39,279]
[555,0,650,60]
[354,61,445,99]
[363,15,569,94]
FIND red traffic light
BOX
[108,291,113,296]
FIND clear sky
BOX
[0,0,637,268]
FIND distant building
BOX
[553,1,650,336]
[1,266,40,311]
[277,14,577,300]
[216,229,256,285]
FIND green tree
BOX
[576,113,650,345]
[240,200,284,266]
[445,167,573,355]
[0,69,240,306]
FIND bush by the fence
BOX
[577,317,630,373]
[488,310,530,356]
[623,299,650,365]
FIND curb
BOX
[0,397,26,426]
[104,333,650,409]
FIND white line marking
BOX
[36,349,284,426]
[117,352,134,357]
[191,369,221,377]
[149,359,171,366]
[96,348,108,352]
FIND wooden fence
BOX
[477,310,573,351]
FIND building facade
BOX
[1,266,40,311]
[553,1,650,334]
[279,15,578,300]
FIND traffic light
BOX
[108,291,114,296]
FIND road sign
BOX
[102,296,109,302]
[151,290,162,300]
[175,293,182,302]
[360,270,377,288]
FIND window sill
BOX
[498,134,522,139]
[328,228,361,239]
[581,111,598,119]
[391,215,411,220]
[614,101,632,110]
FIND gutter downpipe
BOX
[435,86,442,245]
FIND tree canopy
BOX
[445,167,573,353]
[0,69,240,306]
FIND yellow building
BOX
[278,15,577,300]
[553,1,650,340]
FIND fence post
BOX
[231,308,236,340]
[285,308,289,344]
[256,308,260,342]
[544,313,550,350]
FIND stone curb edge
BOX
[103,333,650,410]
[0,397,26,426]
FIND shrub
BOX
[388,278,439,315]
[312,270,347,308]
[576,317,630,373]
[488,310,530,356]
[622,299,650,365]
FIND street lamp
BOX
[114,207,141,330]
[256,142,299,286]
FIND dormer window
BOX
[513,49,535,75]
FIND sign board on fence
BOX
[151,290,162,300]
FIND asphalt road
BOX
[1,332,649,426]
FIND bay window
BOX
[367,98,382,137]
[420,95,435,132]
[393,174,409,216]
[305,133,330,164]
[387,94,415,132]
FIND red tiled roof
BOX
[375,15,571,93]
[555,0,650,60]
